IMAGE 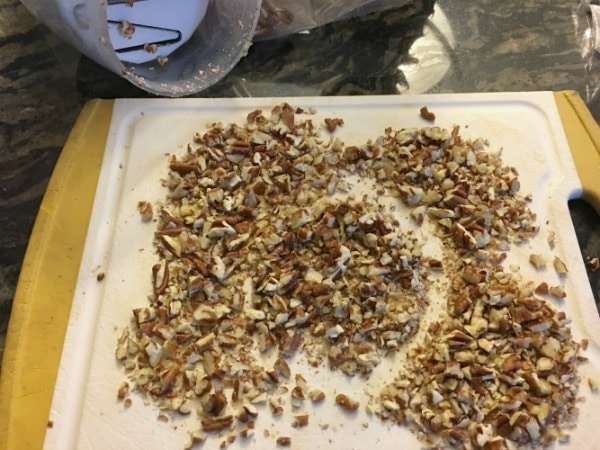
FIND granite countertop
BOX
[0,0,598,369]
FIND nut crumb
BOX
[117,382,129,399]
[529,253,546,269]
[553,256,568,275]
[276,436,291,446]
[144,43,158,53]
[201,416,233,432]
[185,431,207,449]
[535,281,549,295]
[549,285,566,299]
[239,428,253,439]
[137,201,153,222]
[118,20,135,38]
[335,393,359,412]
[292,414,309,428]
[419,106,435,121]
[547,230,556,248]
[587,256,599,272]
[324,117,344,132]
[581,338,589,350]
[308,389,325,402]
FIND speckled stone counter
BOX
[0,0,598,368]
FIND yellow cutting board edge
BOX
[0,92,598,450]
[0,99,114,450]
[554,90,600,213]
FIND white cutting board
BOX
[44,93,600,449]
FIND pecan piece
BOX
[201,415,233,432]
[335,393,359,412]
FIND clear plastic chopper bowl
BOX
[19,0,262,97]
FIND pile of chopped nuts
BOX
[376,259,582,449]
[116,103,583,448]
